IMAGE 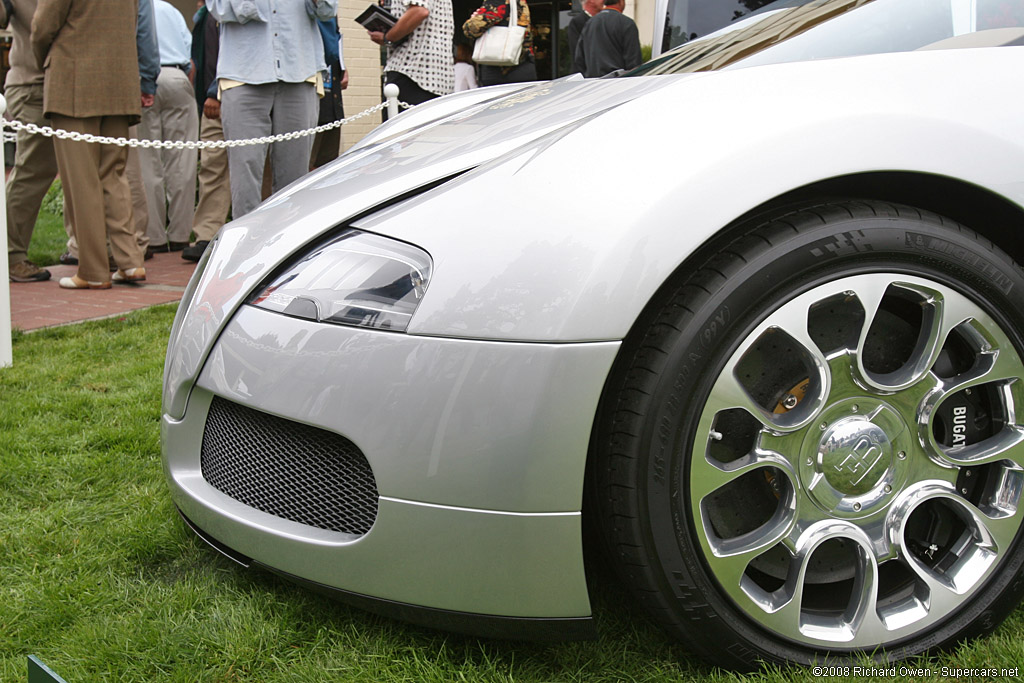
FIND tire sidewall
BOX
[639,210,1024,665]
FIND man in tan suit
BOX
[32,0,149,288]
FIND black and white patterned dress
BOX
[384,0,455,97]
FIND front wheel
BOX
[593,201,1024,669]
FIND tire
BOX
[592,200,1024,669]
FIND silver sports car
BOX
[163,0,1024,669]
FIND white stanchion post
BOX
[0,94,12,369]
[383,83,400,120]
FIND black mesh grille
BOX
[200,396,378,536]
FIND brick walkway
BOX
[9,250,197,332]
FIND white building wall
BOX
[340,0,387,152]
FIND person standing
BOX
[139,0,199,254]
[1,0,56,282]
[59,0,158,269]
[309,17,349,170]
[32,0,150,288]
[462,0,535,86]
[453,43,477,92]
[574,0,642,78]
[566,0,602,66]
[207,0,338,219]
[369,0,454,107]
[182,0,229,263]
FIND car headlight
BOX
[249,230,431,332]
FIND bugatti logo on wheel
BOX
[820,419,892,496]
[833,436,884,483]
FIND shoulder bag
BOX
[471,0,526,67]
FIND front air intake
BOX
[200,397,378,536]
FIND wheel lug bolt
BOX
[853,503,862,511]
[898,451,906,459]
[851,404,859,413]
[884,485,892,493]
[820,422,827,431]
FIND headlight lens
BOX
[249,230,431,332]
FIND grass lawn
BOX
[2,200,1023,681]
[25,181,68,268]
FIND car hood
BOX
[265,74,682,212]
[163,75,689,418]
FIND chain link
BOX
[0,99,412,150]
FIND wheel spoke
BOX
[892,485,1013,615]
[943,425,1024,468]
[846,545,887,640]
[750,521,882,643]
[856,282,980,392]
[692,447,795,501]
[704,369,780,430]
[937,317,1024,393]
[709,284,843,431]
[700,495,796,594]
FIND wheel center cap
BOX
[819,417,892,496]
[797,399,911,518]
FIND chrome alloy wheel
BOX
[691,273,1024,648]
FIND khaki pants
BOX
[65,126,149,258]
[138,67,199,246]
[192,113,231,242]
[5,83,66,267]
[51,115,144,283]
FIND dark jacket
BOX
[191,5,220,109]
[574,8,642,78]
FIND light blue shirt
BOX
[154,0,192,68]
[206,0,337,85]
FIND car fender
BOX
[355,48,1024,342]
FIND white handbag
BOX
[471,0,526,67]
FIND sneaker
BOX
[9,260,52,282]
[181,240,210,263]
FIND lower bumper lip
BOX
[177,505,596,642]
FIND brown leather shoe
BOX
[9,261,52,282]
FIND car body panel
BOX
[194,305,619,512]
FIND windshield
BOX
[634,0,1024,77]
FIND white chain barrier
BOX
[0,91,410,150]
